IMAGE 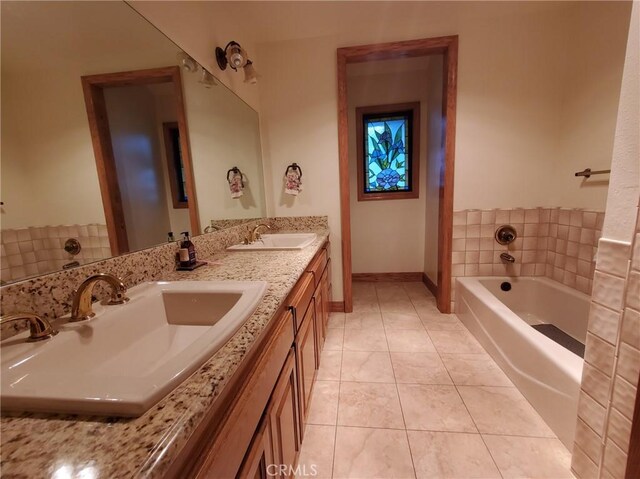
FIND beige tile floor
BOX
[296,281,574,479]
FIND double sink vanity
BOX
[0,222,332,478]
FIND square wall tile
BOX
[597,238,631,278]
[603,440,627,479]
[592,271,626,312]
[616,343,640,386]
[571,444,599,479]
[626,271,640,311]
[581,362,611,406]
[607,407,632,452]
[467,210,481,225]
[574,418,602,465]
[621,307,640,349]
[587,302,621,345]
[577,389,607,436]
[585,332,616,376]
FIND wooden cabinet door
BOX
[238,414,275,479]
[321,262,330,336]
[314,283,325,365]
[268,348,301,478]
[295,301,317,438]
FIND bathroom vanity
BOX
[0,222,331,478]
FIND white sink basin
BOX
[227,233,317,251]
[0,280,268,416]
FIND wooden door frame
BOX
[81,66,200,255]
[337,35,458,313]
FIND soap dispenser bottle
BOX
[179,231,196,267]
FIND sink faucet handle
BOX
[105,275,129,305]
[0,312,58,342]
[71,273,129,322]
[251,223,271,242]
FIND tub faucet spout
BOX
[500,252,516,263]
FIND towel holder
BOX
[574,168,611,178]
[227,166,245,188]
[284,162,302,178]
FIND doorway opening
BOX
[81,66,199,255]
[337,35,458,313]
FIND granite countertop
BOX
[0,229,329,478]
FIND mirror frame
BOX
[80,66,200,255]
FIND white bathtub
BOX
[455,276,588,448]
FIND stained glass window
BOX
[356,103,419,201]
[364,115,410,192]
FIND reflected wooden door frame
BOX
[81,66,200,255]
[336,35,458,313]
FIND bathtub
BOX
[455,276,588,448]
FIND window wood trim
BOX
[356,101,420,202]
[162,121,188,209]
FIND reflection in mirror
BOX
[0,1,266,285]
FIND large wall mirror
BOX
[1,1,266,284]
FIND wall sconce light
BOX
[199,69,217,88]
[215,41,258,84]
[177,52,198,73]
[177,51,218,88]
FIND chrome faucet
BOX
[245,223,271,244]
[71,273,129,322]
[0,312,57,341]
[500,252,516,263]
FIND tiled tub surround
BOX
[0,217,329,477]
[451,207,604,306]
[0,223,111,283]
[572,205,640,479]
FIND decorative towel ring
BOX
[284,163,302,178]
[227,166,245,188]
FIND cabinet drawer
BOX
[306,248,327,287]
[287,272,314,333]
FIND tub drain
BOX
[500,282,512,292]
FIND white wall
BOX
[424,55,444,285]
[104,86,172,252]
[0,1,179,230]
[1,69,107,229]
[253,2,630,300]
[555,3,632,210]
[150,87,192,236]
[130,1,261,112]
[347,60,428,274]
[182,71,266,229]
[1,1,266,237]
[602,3,639,244]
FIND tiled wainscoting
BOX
[1,224,110,283]
[572,204,640,478]
[451,207,604,307]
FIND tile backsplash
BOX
[451,207,604,305]
[1,224,110,283]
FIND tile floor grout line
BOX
[329,345,343,479]
[326,283,571,478]
[414,285,505,478]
